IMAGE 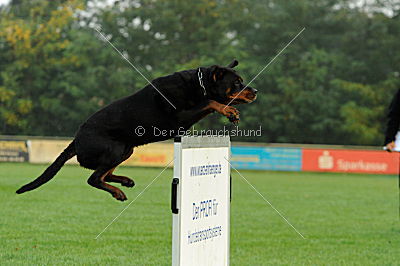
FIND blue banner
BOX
[231,146,302,171]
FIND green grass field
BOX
[0,162,399,265]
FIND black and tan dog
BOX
[16,60,257,201]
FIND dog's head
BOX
[207,60,257,105]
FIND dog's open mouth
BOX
[229,91,257,104]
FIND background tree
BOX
[0,0,399,145]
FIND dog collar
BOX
[197,68,207,96]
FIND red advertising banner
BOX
[302,149,400,174]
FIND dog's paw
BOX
[112,190,127,201]
[228,114,240,125]
[122,179,135,188]
[222,106,239,118]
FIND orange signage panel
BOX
[302,149,399,174]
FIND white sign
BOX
[172,136,230,266]
[395,131,400,151]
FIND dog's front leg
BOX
[206,100,240,122]
[176,100,239,126]
[176,101,213,126]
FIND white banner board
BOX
[394,131,400,151]
[172,136,230,266]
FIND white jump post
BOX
[171,136,231,266]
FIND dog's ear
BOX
[227,59,239,69]
[210,65,226,82]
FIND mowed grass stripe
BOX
[0,163,399,265]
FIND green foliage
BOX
[0,0,141,135]
[1,0,400,145]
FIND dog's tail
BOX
[16,140,76,194]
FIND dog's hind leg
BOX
[104,167,135,188]
[87,166,127,201]
[104,148,135,187]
